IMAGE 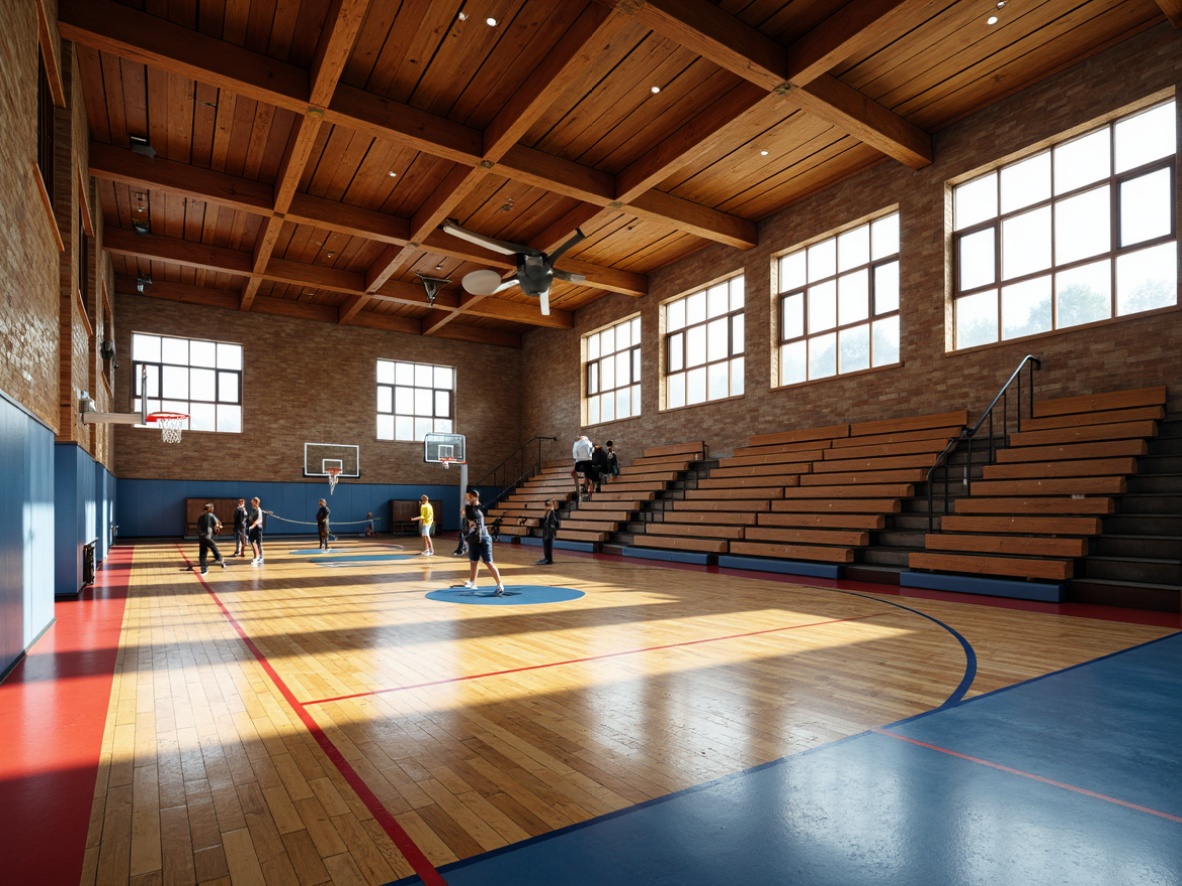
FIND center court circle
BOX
[426,585,585,606]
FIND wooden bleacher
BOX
[909,386,1166,582]
[630,413,968,565]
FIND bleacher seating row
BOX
[481,385,1169,608]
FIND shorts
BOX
[467,536,493,563]
[420,523,432,537]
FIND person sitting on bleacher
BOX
[590,442,609,493]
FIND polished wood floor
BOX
[78,539,1176,885]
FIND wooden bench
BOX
[630,535,728,554]
[910,551,1073,580]
[728,540,854,563]
[645,523,745,540]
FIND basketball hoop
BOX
[326,466,342,494]
[146,412,188,444]
[439,457,456,471]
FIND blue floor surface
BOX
[389,632,1182,886]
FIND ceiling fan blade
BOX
[442,219,536,256]
[545,228,585,265]
[539,289,550,316]
[462,269,509,295]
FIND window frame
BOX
[582,315,642,426]
[951,98,1178,350]
[375,359,456,442]
[774,211,902,387]
[131,333,244,435]
[662,274,746,411]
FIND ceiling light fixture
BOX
[388,170,397,177]
[651,86,660,94]
[987,14,998,24]
[760,150,769,156]
[457,12,467,21]
[135,274,152,293]
[486,16,497,26]
[129,134,156,159]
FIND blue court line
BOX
[837,588,977,707]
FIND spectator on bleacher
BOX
[590,442,609,493]
[604,440,620,483]
[571,434,594,495]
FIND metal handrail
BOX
[474,436,557,509]
[927,355,1041,531]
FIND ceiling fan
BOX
[441,219,586,316]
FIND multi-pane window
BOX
[664,275,745,409]
[776,213,900,386]
[584,316,641,424]
[132,333,243,433]
[376,359,454,441]
[953,99,1177,349]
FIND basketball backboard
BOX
[304,442,361,478]
[424,432,466,464]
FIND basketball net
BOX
[440,457,454,471]
[327,467,342,494]
[147,412,188,444]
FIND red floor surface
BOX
[0,545,131,884]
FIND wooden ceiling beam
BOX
[309,0,371,109]
[483,4,627,158]
[429,324,522,349]
[784,0,927,85]
[1153,0,1182,27]
[107,230,570,331]
[615,82,768,202]
[327,85,484,165]
[462,298,574,329]
[629,190,757,249]
[59,0,308,112]
[89,143,274,213]
[610,0,932,169]
[104,228,252,276]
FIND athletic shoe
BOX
[218,560,227,569]
[494,584,506,596]
[535,559,549,565]
[251,558,260,567]
[200,568,208,575]
[462,580,477,589]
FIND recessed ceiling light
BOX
[457,12,467,21]
[760,150,769,156]
[996,1,1005,7]
[435,264,444,271]
[987,14,998,24]
[486,16,497,26]
[388,170,397,177]
[651,86,660,94]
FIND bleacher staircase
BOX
[909,386,1168,590]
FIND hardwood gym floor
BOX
[2,538,1178,885]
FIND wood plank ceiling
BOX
[62,0,1177,349]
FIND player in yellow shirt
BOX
[412,495,435,556]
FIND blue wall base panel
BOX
[717,555,843,579]
[389,633,1182,886]
[900,570,1066,602]
[621,546,712,565]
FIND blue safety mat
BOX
[387,632,1182,886]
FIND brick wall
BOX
[113,294,523,485]
[521,23,1182,458]
[0,0,64,428]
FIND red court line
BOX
[874,728,1182,824]
[178,547,447,886]
[0,544,132,885]
[304,612,886,706]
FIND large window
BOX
[953,99,1177,349]
[776,212,900,386]
[132,333,243,433]
[377,359,454,441]
[584,316,641,424]
[664,275,745,409]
